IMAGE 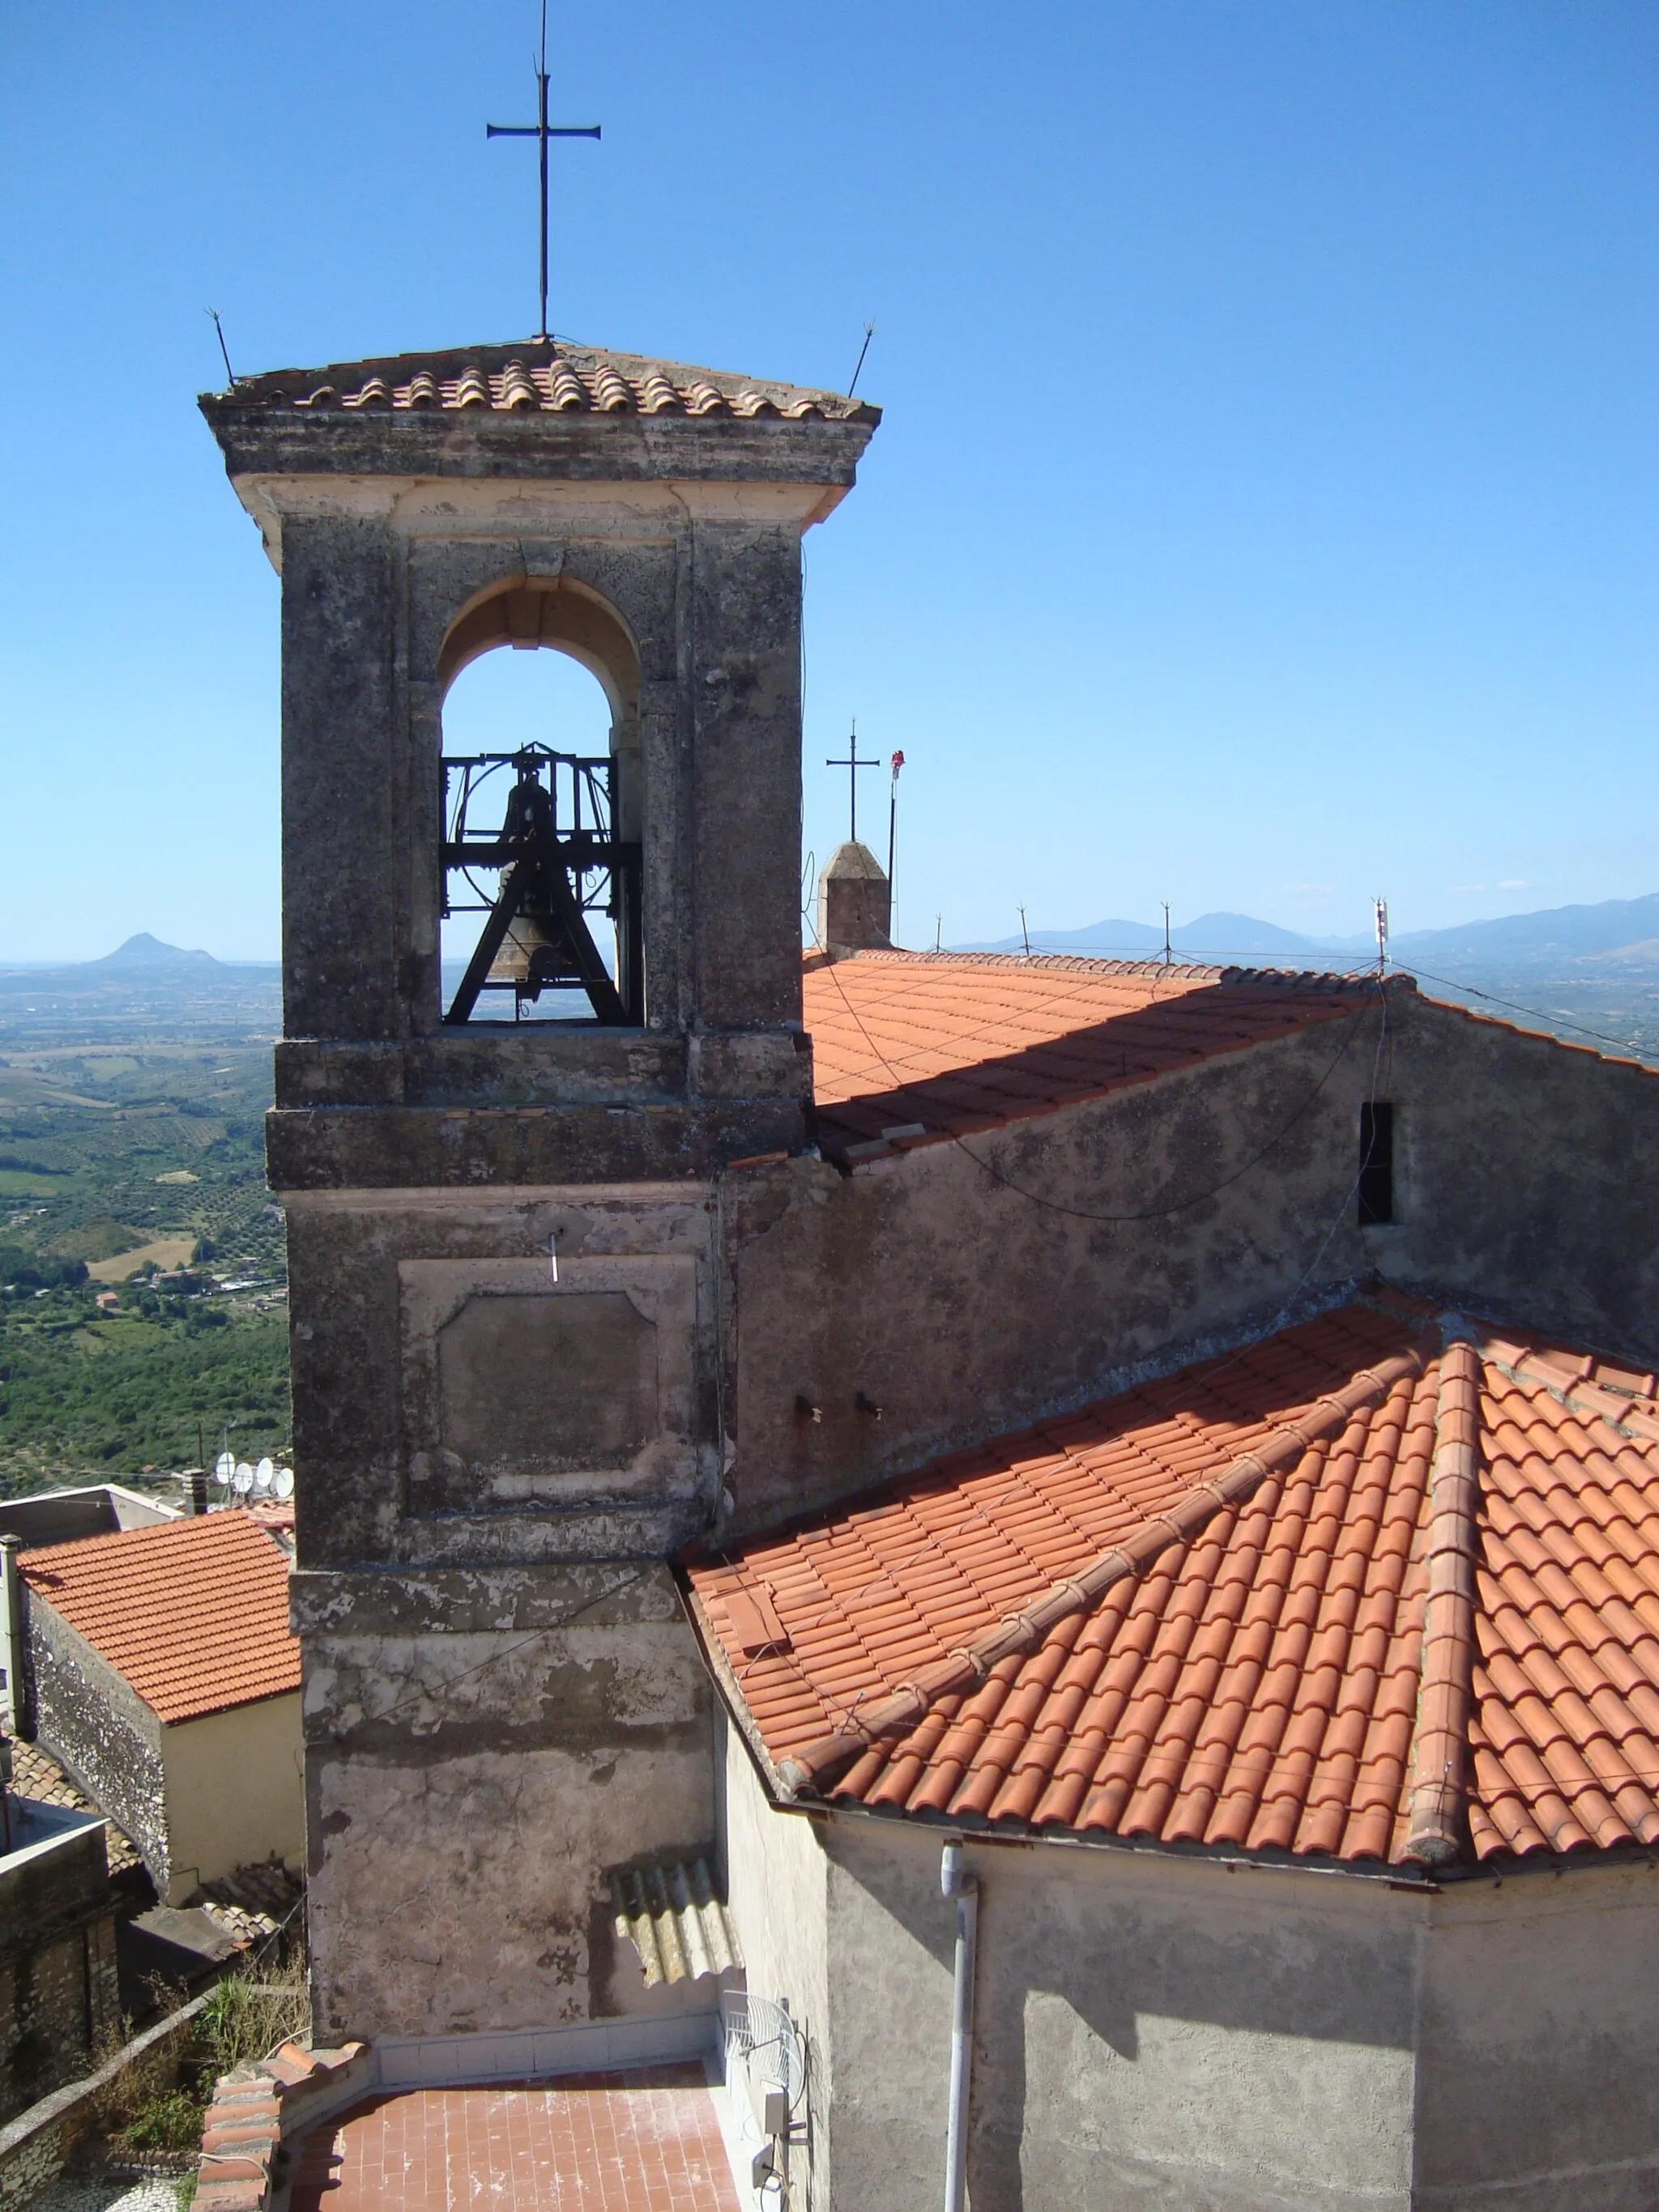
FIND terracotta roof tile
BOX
[20,1511,299,1724]
[804,951,1376,1155]
[215,343,874,424]
[690,1305,1659,1868]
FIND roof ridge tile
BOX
[769,1340,1433,1797]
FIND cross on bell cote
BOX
[487,1,601,343]
[826,722,879,846]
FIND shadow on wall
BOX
[825,1827,1416,2212]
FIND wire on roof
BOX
[1391,964,1656,1062]
[801,890,1387,1225]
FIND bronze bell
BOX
[485,865,586,1000]
[485,901,560,990]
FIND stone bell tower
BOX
[202,343,876,2039]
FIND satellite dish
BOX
[275,1467,295,1501]
[254,1456,275,1494]
[214,1452,235,1484]
[232,1462,254,1495]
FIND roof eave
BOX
[199,399,876,490]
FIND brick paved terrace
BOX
[288,2064,744,2211]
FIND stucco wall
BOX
[160,1693,304,1905]
[816,1818,1418,2212]
[1414,1860,1659,2211]
[282,1183,719,1571]
[723,1716,834,2206]
[725,1788,1659,2212]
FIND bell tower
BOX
[202,343,876,2039]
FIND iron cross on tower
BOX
[487,2,601,343]
[827,722,880,846]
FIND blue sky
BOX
[2,2,1654,960]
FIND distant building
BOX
[15,1514,301,1904]
[0,1483,177,1556]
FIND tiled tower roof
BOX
[207,342,878,424]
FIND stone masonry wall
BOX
[23,1606,167,1894]
[0,1824,120,2125]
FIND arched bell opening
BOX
[436,579,644,1028]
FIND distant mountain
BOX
[961,912,1328,958]
[91,934,220,970]
[959,893,1659,978]
[1391,894,1659,970]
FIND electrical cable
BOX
[1390,963,1656,1060]
[318,1567,650,1741]
[923,937,1656,1067]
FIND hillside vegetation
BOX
[0,1018,288,1491]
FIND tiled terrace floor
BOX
[288,2065,743,2211]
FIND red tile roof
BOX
[20,1510,300,1724]
[688,1304,1659,1866]
[212,343,876,424]
[804,951,1375,1157]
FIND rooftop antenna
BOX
[205,309,234,386]
[887,750,905,902]
[487,0,602,343]
[825,719,878,846]
[1162,901,1172,966]
[848,322,876,398]
[1374,897,1389,974]
[935,914,943,954]
[1018,903,1031,959]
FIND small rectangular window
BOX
[1358,1102,1394,1226]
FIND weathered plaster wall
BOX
[725,987,1659,1529]
[282,1183,718,1570]
[23,1604,166,1894]
[1415,1860,1659,2211]
[722,1717,833,2206]
[160,1694,304,1905]
[723,1781,1659,2212]
[1380,995,1659,1359]
[811,1817,1418,2212]
[295,1563,714,2041]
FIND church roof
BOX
[208,342,878,424]
[688,1298,1659,1869]
[804,950,1376,1159]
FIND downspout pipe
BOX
[0,1536,23,1740]
[940,1840,979,2212]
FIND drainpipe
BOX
[940,1840,979,2212]
[0,1537,23,1740]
